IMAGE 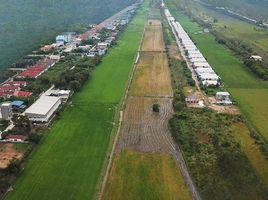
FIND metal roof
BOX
[25,96,60,115]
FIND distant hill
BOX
[0,0,135,71]
[202,0,268,20]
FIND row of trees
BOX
[55,68,90,91]
[214,31,268,80]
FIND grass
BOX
[232,123,268,187]
[230,88,268,140]
[103,150,192,200]
[4,3,148,200]
[198,4,268,53]
[130,52,172,97]
[166,0,268,143]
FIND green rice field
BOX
[4,3,148,200]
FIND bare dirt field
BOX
[167,42,182,60]
[0,143,23,169]
[116,97,174,153]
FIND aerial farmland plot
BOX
[103,8,193,200]
[4,3,148,200]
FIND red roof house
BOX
[13,91,33,98]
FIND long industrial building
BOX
[165,8,221,87]
[25,95,61,122]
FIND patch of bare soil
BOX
[167,42,182,60]
[116,97,175,153]
[0,143,23,169]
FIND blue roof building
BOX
[11,101,26,109]
[56,33,73,43]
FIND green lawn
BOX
[5,3,148,200]
[166,0,268,144]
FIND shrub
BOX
[152,104,160,113]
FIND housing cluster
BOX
[0,4,138,143]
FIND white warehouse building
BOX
[25,95,61,122]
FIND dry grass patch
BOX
[104,150,192,200]
[141,20,165,52]
[233,123,268,187]
[131,52,173,97]
[167,42,182,60]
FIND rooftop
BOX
[25,95,61,115]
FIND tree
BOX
[0,175,8,194]
[6,159,21,174]
[152,104,160,113]
[28,133,41,144]
[70,80,81,91]
[12,114,31,135]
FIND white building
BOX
[192,62,211,68]
[97,42,109,50]
[190,57,207,64]
[0,102,12,120]
[195,67,215,75]
[250,55,262,62]
[216,92,232,105]
[199,73,219,81]
[25,95,61,122]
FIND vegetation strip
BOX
[165,0,268,199]
[4,4,147,200]
[165,0,268,146]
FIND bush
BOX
[152,104,160,113]
[28,133,42,144]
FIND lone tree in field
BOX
[152,104,160,113]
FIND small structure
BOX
[0,102,12,120]
[98,49,107,56]
[25,95,61,122]
[11,101,26,109]
[3,135,27,143]
[97,42,109,50]
[185,95,199,104]
[78,45,92,51]
[250,55,262,62]
[216,92,232,105]
[56,33,73,44]
[86,52,96,57]
[46,89,71,101]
